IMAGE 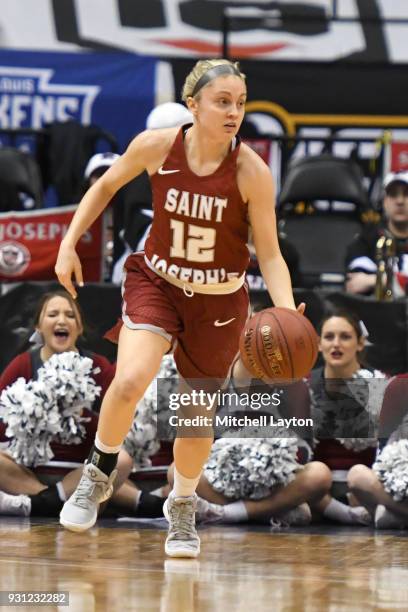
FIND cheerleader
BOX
[307,309,388,525]
[348,374,408,528]
[0,291,162,519]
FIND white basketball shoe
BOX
[60,463,117,532]
[163,493,200,558]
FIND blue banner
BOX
[0,50,158,152]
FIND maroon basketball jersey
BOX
[144,126,249,287]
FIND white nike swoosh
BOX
[214,317,236,327]
[158,166,180,175]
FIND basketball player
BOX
[55,59,302,557]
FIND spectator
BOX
[348,374,408,529]
[83,152,120,189]
[306,309,388,525]
[0,289,114,409]
[0,290,162,519]
[346,172,408,296]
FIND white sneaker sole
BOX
[164,541,200,558]
[59,509,97,533]
[163,499,200,558]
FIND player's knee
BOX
[0,452,15,468]
[0,451,15,462]
[302,461,332,496]
[347,464,374,492]
[112,372,147,404]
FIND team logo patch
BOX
[214,318,236,327]
[90,451,101,467]
[0,240,31,276]
[158,166,180,175]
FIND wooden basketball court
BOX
[1,518,408,611]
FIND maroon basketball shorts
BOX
[106,253,250,380]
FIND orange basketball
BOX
[239,307,318,381]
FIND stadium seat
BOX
[0,147,43,212]
[278,154,369,288]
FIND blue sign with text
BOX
[0,50,157,151]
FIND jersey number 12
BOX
[170,219,216,262]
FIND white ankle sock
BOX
[56,481,67,502]
[18,494,31,517]
[222,501,248,523]
[95,433,122,454]
[150,486,165,498]
[134,490,142,510]
[173,467,201,498]
[0,491,31,517]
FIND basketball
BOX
[239,307,318,381]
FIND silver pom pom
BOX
[373,439,408,501]
[337,437,378,452]
[204,431,301,500]
[39,352,100,444]
[0,352,102,466]
[123,422,159,468]
[0,377,59,466]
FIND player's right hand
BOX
[54,242,84,299]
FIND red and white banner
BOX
[390,142,408,172]
[0,205,103,281]
[243,138,272,165]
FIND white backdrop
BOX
[0,0,408,62]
